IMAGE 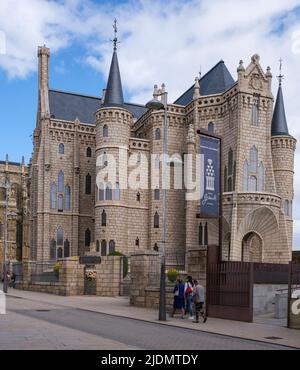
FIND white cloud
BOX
[1,0,300,247]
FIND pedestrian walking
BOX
[171,278,185,319]
[184,275,194,320]
[192,280,207,323]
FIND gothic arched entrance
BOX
[241,232,262,262]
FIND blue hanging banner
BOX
[199,134,220,217]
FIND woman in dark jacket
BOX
[171,278,185,319]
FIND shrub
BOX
[167,268,179,283]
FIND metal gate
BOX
[288,262,300,329]
[206,261,254,322]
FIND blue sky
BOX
[1,0,300,248]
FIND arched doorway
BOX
[242,232,262,262]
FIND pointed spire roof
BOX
[271,84,289,136]
[271,60,290,137]
[102,19,124,108]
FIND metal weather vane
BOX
[111,18,120,51]
[277,58,284,86]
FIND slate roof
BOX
[48,89,147,124]
[271,85,290,136]
[174,60,236,106]
[103,50,124,108]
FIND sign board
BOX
[199,134,221,217]
[79,256,101,265]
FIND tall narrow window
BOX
[208,122,214,133]
[115,183,120,201]
[155,128,161,140]
[103,124,108,137]
[101,210,107,226]
[154,243,159,251]
[0,223,3,240]
[251,101,259,125]
[224,167,228,192]
[250,146,258,172]
[136,192,140,202]
[258,162,264,191]
[65,186,71,210]
[50,239,56,260]
[105,183,112,200]
[51,183,57,209]
[58,194,63,212]
[101,240,107,256]
[58,171,64,192]
[98,183,105,201]
[135,237,140,246]
[154,212,159,228]
[109,240,116,254]
[86,147,92,158]
[57,227,64,246]
[199,223,203,246]
[154,188,160,200]
[284,200,289,216]
[85,174,91,195]
[57,247,63,259]
[58,143,64,155]
[204,222,208,246]
[85,229,91,247]
[96,240,100,252]
[64,239,70,258]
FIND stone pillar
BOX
[58,257,84,296]
[130,251,160,307]
[95,256,121,296]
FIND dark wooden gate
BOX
[206,261,254,322]
[288,262,300,329]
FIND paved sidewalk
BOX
[5,288,300,349]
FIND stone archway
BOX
[242,232,262,262]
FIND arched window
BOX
[103,124,108,137]
[96,240,100,252]
[258,162,264,191]
[115,183,120,201]
[154,188,160,200]
[136,192,140,202]
[249,175,257,192]
[135,237,140,246]
[58,171,64,192]
[51,183,57,209]
[154,243,159,252]
[284,200,289,216]
[250,146,258,172]
[228,149,233,176]
[105,183,112,200]
[57,227,64,246]
[155,128,161,140]
[64,239,70,258]
[85,174,91,195]
[65,186,71,210]
[85,229,91,247]
[50,239,56,260]
[243,160,248,191]
[208,122,214,133]
[154,212,159,228]
[101,240,107,256]
[86,147,92,158]
[58,194,63,212]
[58,143,64,155]
[109,240,116,254]
[227,177,233,192]
[101,210,107,226]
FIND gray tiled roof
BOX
[271,85,290,136]
[103,51,124,108]
[174,60,235,106]
[49,89,147,124]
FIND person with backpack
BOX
[192,279,207,323]
[184,276,194,320]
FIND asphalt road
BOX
[0,296,294,350]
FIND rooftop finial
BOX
[277,58,284,86]
[112,18,119,51]
[199,65,202,79]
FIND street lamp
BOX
[146,84,168,321]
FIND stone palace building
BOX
[1,36,296,270]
